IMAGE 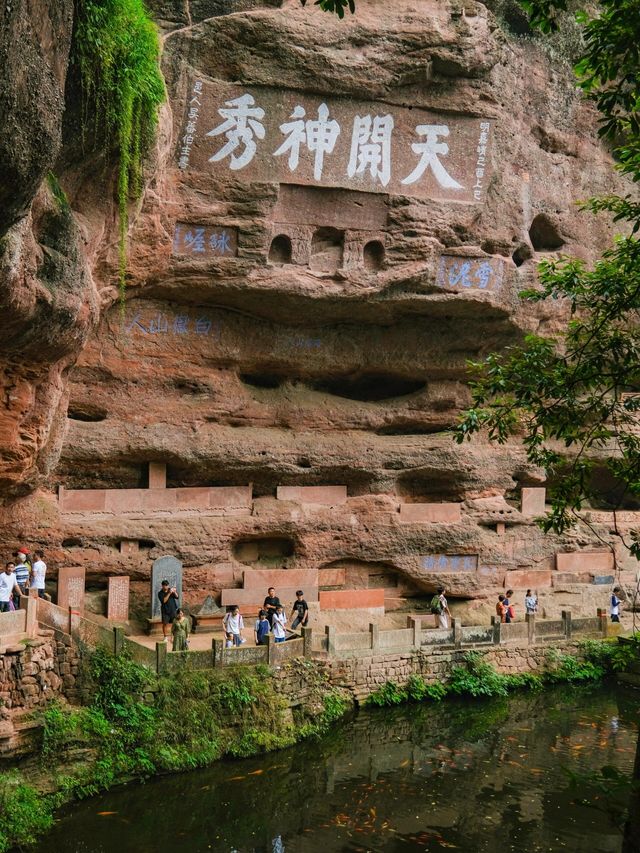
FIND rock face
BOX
[0,1,636,622]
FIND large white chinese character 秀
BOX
[274,103,340,181]
[401,124,463,190]
[206,93,265,170]
[347,114,394,187]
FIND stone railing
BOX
[310,611,607,660]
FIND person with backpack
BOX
[430,586,451,629]
[496,594,506,623]
[611,586,623,623]
[254,609,270,645]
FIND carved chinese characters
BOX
[179,82,494,204]
[436,256,504,292]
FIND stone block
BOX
[141,489,178,511]
[553,572,591,586]
[504,570,552,589]
[399,503,461,523]
[276,485,347,505]
[521,487,546,517]
[59,489,106,512]
[148,462,167,489]
[57,566,86,614]
[592,575,615,585]
[555,551,614,573]
[318,567,347,586]
[220,586,318,607]
[119,539,139,555]
[175,487,211,508]
[209,486,252,508]
[242,569,318,591]
[107,576,130,621]
[319,589,385,609]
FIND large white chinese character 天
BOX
[206,93,265,170]
[347,114,394,187]
[274,102,340,181]
[402,124,463,190]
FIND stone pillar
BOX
[452,618,462,648]
[21,594,37,638]
[325,625,336,655]
[302,625,313,657]
[369,623,379,651]
[597,607,608,637]
[491,615,501,645]
[267,632,276,665]
[113,626,125,655]
[562,609,572,639]
[148,462,166,489]
[526,612,535,645]
[156,640,167,674]
[495,522,506,535]
[213,638,223,668]
[407,616,421,648]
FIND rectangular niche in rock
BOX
[150,555,183,620]
[273,185,389,230]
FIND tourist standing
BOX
[30,550,47,599]
[503,589,515,623]
[290,590,309,630]
[611,586,623,623]
[171,608,191,651]
[0,563,21,613]
[158,579,179,641]
[435,587,451,630]
[254,609,270,645]
[223,605,245,647]
[14,548,30,595]
[525,589,538,615]
[272,605,287,642]
[496,594,506,623]
[263,587,281,626]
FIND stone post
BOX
[452,618,462,648]
[525,612,535,645]
[562,609,572,639]
[597,607,608,637]
[301,625,313,657]
[113,626,125,655]
[148,461,166,489]
[21,594,37,638]
[369,623,379,651]
[69,606,82,636]
[325,625,336,655]
[267,632,276,665]
[407,616,421,648]
[491,615,501,645]
[156,640,167,674]
[213,638,223,668]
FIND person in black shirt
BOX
[158,579,179,641]
[263,586,281,626]
[290,590,309,630]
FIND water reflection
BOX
[35,686,639,853]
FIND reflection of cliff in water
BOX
[35,686,640,853]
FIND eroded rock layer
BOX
[1,0,636,624]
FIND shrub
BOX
[0,772,54,853]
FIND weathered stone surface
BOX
[0,1,636,624]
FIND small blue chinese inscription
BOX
[436,256,504,292]
[173,223,238,257]
[421,554,478,573]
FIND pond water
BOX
[36,685,639,853]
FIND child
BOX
[223,606,244,647]
[496,594,506,623]
[254,609,270,645]
[504,589,515,623]
[611,586,622,623]
[272,604,287,643]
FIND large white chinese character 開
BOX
[206,93,265,170]
[402,124,463,189]
[274,103,340,181]
[347,114,394,187]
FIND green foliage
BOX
[46,172,70,213]
[300,0,355,18]
[544,650,606,683]
[367,680,409,707]
[72,0,165,299]
[0,772,54,853]
[581,634,640,673]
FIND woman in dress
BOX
[171,608,191,651]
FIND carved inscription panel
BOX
[178,81,494,204]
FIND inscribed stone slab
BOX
[151,556,183,619]
[421,554,478,572]
[107,576,130,621]
[57,566,86,614]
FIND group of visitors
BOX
[0,548,47,613]
[156,581,310,652]
[225,587,310,648]
[496,587,625,623]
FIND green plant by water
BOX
[72,0,165,300]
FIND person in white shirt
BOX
[611,586,623,623]
[437,587,451,630]
[30,550,47,599]
[223,606,244,647]
[272,605,287,643]
[0,563,21,612]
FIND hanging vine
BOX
[72,0,165,302]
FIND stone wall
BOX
[0,631,79,755]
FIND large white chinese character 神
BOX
[274,103,340,181]
[347,114,394,187]
[402,124,463,189]
[206,93,265,170]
